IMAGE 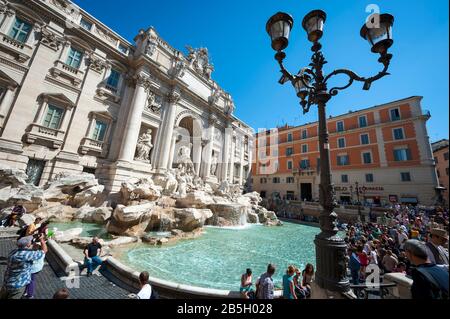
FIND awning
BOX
[400,197,418,204]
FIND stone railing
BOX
[382,273,413,299]
[25,123,65,149]
[79,137,108,157]
[50,61,85,86]
[96,83,121,102]
[0,33,33,62]
[46,240,79,276]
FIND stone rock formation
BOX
[0,164,281,246]
[173,208,213,232]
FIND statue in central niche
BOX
[177,144,195,176]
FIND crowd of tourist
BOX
[343,204,448,299]
[1,202,448,299]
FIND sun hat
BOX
[430,228,448,240]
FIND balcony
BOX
[0,34,33,62]
[79,137,108,157]
[49,61,85,86]
[24,124,65,149]
[96,83,121,103]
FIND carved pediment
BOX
[0,70,18,89]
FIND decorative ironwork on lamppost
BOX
[266,9,394,294]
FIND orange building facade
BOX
[251,96,440,206]
[432,140,449,204]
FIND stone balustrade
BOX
[0,33,33,62]
[79,137,108,157]
[50,60,85,86]
[25,123,65,149]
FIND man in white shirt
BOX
[137,271,152,299]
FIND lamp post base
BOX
[314,232,350,293]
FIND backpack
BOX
[416,267,449,300]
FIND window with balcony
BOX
[401,172,411,182]
[360,134,370,145]
[394,148,412,161]
[337,155,350,166]
[336,121,344,132]
[390,108,401,121]
[393,128,404,140]
[358,115,368,128]
[286,147,293,156]
[106,69,121,91]
[301,144,308,153]
[300,159,310,169]
[338,137,346,148]
[80,18,93,31]
[362,152,372,164]
[8,17,31,43]
[366,173,374,183]
[341,175,349,183]
[66,47,83,69]
[25,93,74,149]
[42,105,64,129]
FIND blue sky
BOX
[73,0,449,142]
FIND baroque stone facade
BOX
[0,0,253,193]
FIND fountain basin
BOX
[119,222,320,291]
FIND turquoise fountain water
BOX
[122,222,320,291]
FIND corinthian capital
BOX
[40,26,64,51]
[134,73,151,88]
[166,89,181,104]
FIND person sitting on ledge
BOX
[240,268,253,299]
[255,264,276,299]
[282,265,297,299]
[137,271,153,299]
[81,237,103,277]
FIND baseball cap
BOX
[17,236,33,248]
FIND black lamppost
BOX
[266,10,394,294]
[350,182,366,223]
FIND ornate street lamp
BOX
[266,9,394,294]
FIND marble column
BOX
[155,88,180,170]
[221,124,232,182]
[192,137,202,175]
[238,137,245,185]
[202,120,216,179]
[0,88,15,117]
[167,130,178,170]
[228,132,236,183]
[117,72,150,162]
